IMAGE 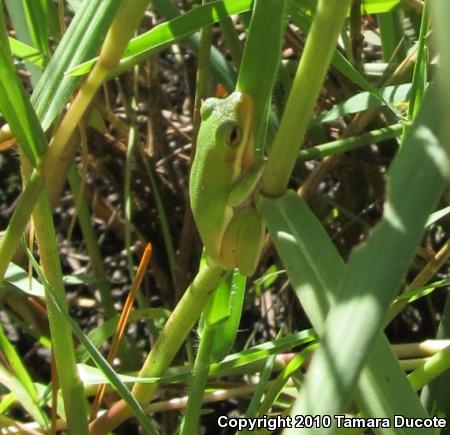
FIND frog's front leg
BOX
[220,206,265,276]
[227,160,265,208]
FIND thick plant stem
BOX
[89,265,227,434]
[32,191,89,434]
[408,344,450,391]
[262,0,352,197]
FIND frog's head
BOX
[200,92,255,181]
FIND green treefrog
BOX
[189,92,265,276]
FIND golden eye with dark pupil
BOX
[226,125,242,147]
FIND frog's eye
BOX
[216,120,243,147]
[221,122,242,147]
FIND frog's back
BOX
[189,101,234,263]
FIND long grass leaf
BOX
[262,191,436,434]
[287,85,448,434]
[0,13,47,165]
[32,0,121,130]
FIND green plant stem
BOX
[262,0,352,197]
[32,191,89,434]
[298,123,402,162]
[89,265,227,434]
[408,344,450,391]
[180,326,215,435]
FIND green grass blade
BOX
[290,3,375,93]
[23,0,50,62]
[0,323,48,427]
[80,330,316,389]
[361,0,401,14]
[240,352,277,425]
[312,83,412,125]
[426,206,450,227]
[420,0,450,409]
[257,345,317,417]
[28,189,90,434]
[236,0,287,152]
[153,0,236,90]
[261,191,435,434]
[420,295,450,417]
[180,326,215,435]
[378,10,403,63]
[298,124,402,162]
[68,0,253,78]
[0,363,48,428]
[1,262,45,298]
[286,85,448,434]
[3,0,43,84]
[0,12,47,165]
[31,0,122,130]
[8,36,45,68]
[408,0,429,119]
[408,344,450,391]
[199,270,246,362]
[0,0,148,287]
[422,0,450,412]
[293,0,401,15]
